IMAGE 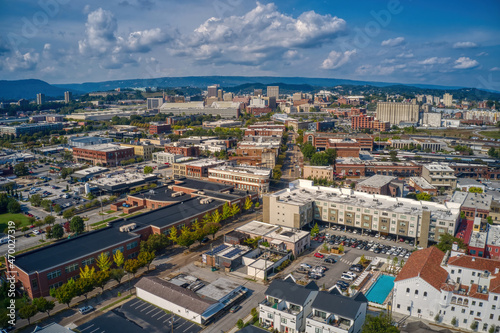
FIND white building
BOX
[393,246,500,332]
[208,165,271,194]
[259,277,367,333]
[152,152,184,164]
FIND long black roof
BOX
[14,224,140,273]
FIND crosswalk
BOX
[339,258,352,265]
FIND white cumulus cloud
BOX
[173,2,346,65]
[454,57,479,69]
[418,57,450,65]
[321,50,356,69]
[381,37,405,47]
[453,41,478,49]
[4,51,39,71]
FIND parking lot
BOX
[283,226,415,291]
[77,298,202,333]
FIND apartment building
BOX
[450,192,492,220]
[303,166,334,182]
[351,114,390,132]
[208,165,271,194]
[173,158,226,179]
[152,152,184,165]
[263,179,461,247]
[120,142,155,160]
[305,290,367,333]
[335,159,422,178]
[422,163,457,192]
[259,278,367,333]
[164,143,200,157]
[393,246,500,332]
[73,144,135,167]
[149,122,171,134]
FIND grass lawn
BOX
[0,213,31,232]
[480,130,500,140]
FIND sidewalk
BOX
[226,313,254,333]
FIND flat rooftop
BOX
[410,177,436,189]
[209,165,271,176]
[73,166,109,176]
[180,158,226,168]
[236,220,279,236]
[487,225,500,246]
[196,278,241,301]
[469,231,487,248]
[356,175,396,188]
[271,179,460,221]
[424,163,454,172]
[171,178,234,193]
[76,143,130,152]
[128,197,224,229]
[450,192,492,211]
[90,173,157,187]
[14,221,141,273]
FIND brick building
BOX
[207,165,271,194]
[302,165,334,182]
[355,175,397,196]
[173,158,226,179]
[8,179,256,299]
[351,114,390,132]
[73,144,134,167]
[450,192,492,220]
[164,144,200,157]
[304,132,373,152]
[149,122,171,134]
[335,160,422,178]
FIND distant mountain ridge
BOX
[54,75,468,93]
[0,79,80,101]
[0,76,498,101]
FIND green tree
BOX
[44,215,56,225]
[113,249,125,268]
[50,279,77,308]
[110,268,126,285]
[70,215,85,234]
[138,251,156,271]
[33,297,55,317]
[204,222,221,240]
[75,276,95,300]
[310,152,329,166]
[29,194,42,207]
[301,142,316,159]
[468,187,484,193]
[41,199,52,212]
[94,270,110,293]
[60,167,73,179]
[50,224,64,239]
[212,209,222,224]
[489,325,497,333]
[143,166,154,174]
[7,200,21,214]
[243,197,253,211]
[389,150,399,162]
[273,167,282,180]
[18,304,38,325]
[222,202,231,221]
[451,317,457,326]
[168,226,179,244]
[311,223,320,236]
[177,226,195,248]
[362,313,399,333]
[202,212,212,225]
[416,192,432,201]
[79,265,96,280]
[230,204,240,217]
[53,204,62,214]
[236,319,244,329]
[124,259,141,278]
[14,162,28,176]
[96,252,112,272]
[63,208,75,221]
[141,234,169,252]
[436,233,467,253]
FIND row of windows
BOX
[47,269,61,280]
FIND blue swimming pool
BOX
[365,275,395,304]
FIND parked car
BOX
[341,274,354,281]
[230,305,241,313]
[313,253,324,259]
[324,257,336,264]
[300,263,312,270]
[78,305,94,315]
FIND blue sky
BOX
[0,0,499,90]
